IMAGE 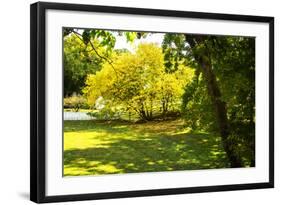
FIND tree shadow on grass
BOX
[64,129,230,176]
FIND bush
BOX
[64,94,88,111]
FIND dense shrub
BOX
[64,94,88,111]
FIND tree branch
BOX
[71,30,122,78]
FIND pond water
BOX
[64,112,95,121]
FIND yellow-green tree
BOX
[64,34,107,96]
[84,43,193,120]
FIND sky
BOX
[113,32,164,52]
[75,29,165,52]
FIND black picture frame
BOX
[30,1,274,203]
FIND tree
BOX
[163,34,255,167]
[187,35,241,167]
[83,43,193,121]
[64,34,105,96]
[157,64,194,116]
[63,28,147,96]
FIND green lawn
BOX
[64,119,230,176]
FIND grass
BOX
[64,119,230,176]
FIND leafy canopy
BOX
[83,43,194,120]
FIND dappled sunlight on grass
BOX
[64,119,230,176]
[130,119,185,134]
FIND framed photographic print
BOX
[30,1,274,203]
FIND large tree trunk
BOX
[185,35,243,167]
[199,57,242,168]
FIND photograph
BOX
[63,28,256,177]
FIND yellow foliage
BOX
[83,43,194,114]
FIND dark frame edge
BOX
[268,17,274,188]
[30,2,47,203]
[30,2,39,203]
[36,1,274,22]
[41,182,273,203]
